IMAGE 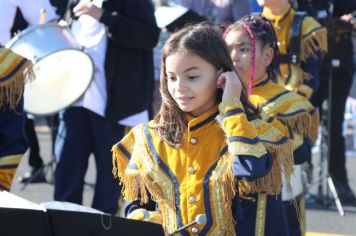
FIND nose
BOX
[230,47,239,62]
[176,77,188,92]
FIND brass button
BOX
[191,227,199,234]
[190,137,198,144]
[189,195,196,203]
[188,166,196,174]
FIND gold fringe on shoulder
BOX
[279,111,319,144]
[309,111,319,144]
[0,47,34,110]
[239,138,294,196]
[112,125,176,233]
[300,27,327,62]
[112,144,143,202]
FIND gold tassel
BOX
[300,27,328,62]
[223,156,238,235]
[0,60,34,110]
[309,111,320,144]
[278,110,319,144]
[112,145,143,202]
[239,139,294,195]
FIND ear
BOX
[263,46,274,67]
[216,68,224,88]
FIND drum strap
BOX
[279,12,307,64]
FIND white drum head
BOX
[24,49,93,116]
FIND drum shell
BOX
[6,23,94,116]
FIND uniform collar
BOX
[186,105,219,133]
[253,74,270,88]
[262,3,292,24]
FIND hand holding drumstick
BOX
[73,1,103,20]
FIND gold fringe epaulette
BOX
[300,19,328,62]
[274,107,319,144]
[238,119,294,196]
[0,47,34,110]
[252,79,319,144]
[112,124,175,232]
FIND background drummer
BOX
[53,0,159,215]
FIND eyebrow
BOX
[167,66,200,74]
[228,41,250,47]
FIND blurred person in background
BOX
[54,0,159,214]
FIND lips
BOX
[177,97,193,101]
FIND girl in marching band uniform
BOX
[224,15,319,236]
[112,23,292,235]
[0,46,33,191]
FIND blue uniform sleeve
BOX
[293,138,312,165]
[0,98,28,157]
[232,152,273,181]
[124,197,157,217]
[300,51,323,99]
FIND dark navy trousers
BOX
[54,107,124,214]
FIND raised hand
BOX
[216,71,242,100]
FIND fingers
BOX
[217,71,242,99]
[216,75,226,89]
[73,2,103,20]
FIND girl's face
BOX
[257,0,280,7]
[225,29,273,87]
[165,51,219,117]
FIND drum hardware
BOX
[6,22,94,116]
[304,59,345,216]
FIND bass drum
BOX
[6,22,94,116]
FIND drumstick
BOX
[39,9,46,24]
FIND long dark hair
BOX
[154,22,259,146]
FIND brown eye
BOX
[167,76,177,81]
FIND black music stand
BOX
[0,207,51,235]
[0,207,165,236]
[47,209,165,236]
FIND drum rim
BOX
[6,22,69,49]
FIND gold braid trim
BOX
[255,194,267,236]
[214,153,238,235]
[218,97,242,114]
[239,139,294,196]
[300,27,327,62]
